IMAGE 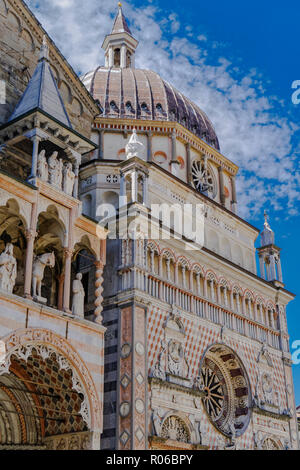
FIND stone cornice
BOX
[93,118,239,175]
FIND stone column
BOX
[150,250,155,273]
[57,274,65,311]
[230,290,234,311]
[120,173,127,207]
[98,130,104,160]
[196,273,201,296]
[158,256,163,277]
[166,259,171,281]
[209,280,214,301]
[147,131,153,162]
[204,278,208,298]
[224,288,228,308]
[277,257,283,283]
[186,143,191,184]
[174,262,179,285]
[131,171,138,203]
[63,248,73,313]
[24,202,38,299]
[259,254,265,279]
[259,304,263,323]
[24,228,37,299]
[218,166,226,206]
[142,176,149,207]
[28,135,41,185]
[242,296,246,315]
[269,253,277,281]
[94,260,104,324]
[171,130,177,161]
[108,47,114,67]
[121,44,126,68]
[231,176,237,214]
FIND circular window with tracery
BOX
[191,159,216,198]
[201,345,251,437]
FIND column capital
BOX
[25,228,38,241]
[95,260,104,270]
[63,247,74,259]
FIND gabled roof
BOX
[9,37,72,129]
[111,4,132,35]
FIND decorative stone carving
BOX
[32,252,55,301]
[0,328,102,431]
[0,243,17,293]
[71,273,85,318]
[45,431,93,451]
[152,408,165,436]
[126,129,144,159]
[161,416,190,443]
[152,340,167,380]
[63,162,75,196]
[168,340,184,376]
[120,402,130,418]
[152,311,191,385]
[37,150,48,181]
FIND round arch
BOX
[0,328,102,436]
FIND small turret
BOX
[102,3,138,69]
[257,211,284,286]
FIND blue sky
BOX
[25,0,300,401]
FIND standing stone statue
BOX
[63,162,75,196]
[125,129,144,159]
[57,158,63,189]
[0,243,17,293]
[48,151,63,189]
[72,273,85,318]
[37,150,48,181]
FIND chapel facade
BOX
[0,0,298,451]
[80,5,299,451]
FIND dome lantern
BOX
[102,4,138,69]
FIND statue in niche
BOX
[32,252,55,300]
[48,151,63,189]
[0,243,17,293]
[72,273,85,318]
[37,150,48,181]
[125,129,144,159]
[63,162,75,196]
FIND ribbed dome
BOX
[81,67,220,150]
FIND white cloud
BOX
[24,0,299,220]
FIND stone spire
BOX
[9,36,72,128]
[111,2,132,35]
[102,3,138,69]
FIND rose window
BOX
[202,358,229,428]
[191,160,215,197]
[200,345,251,437]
